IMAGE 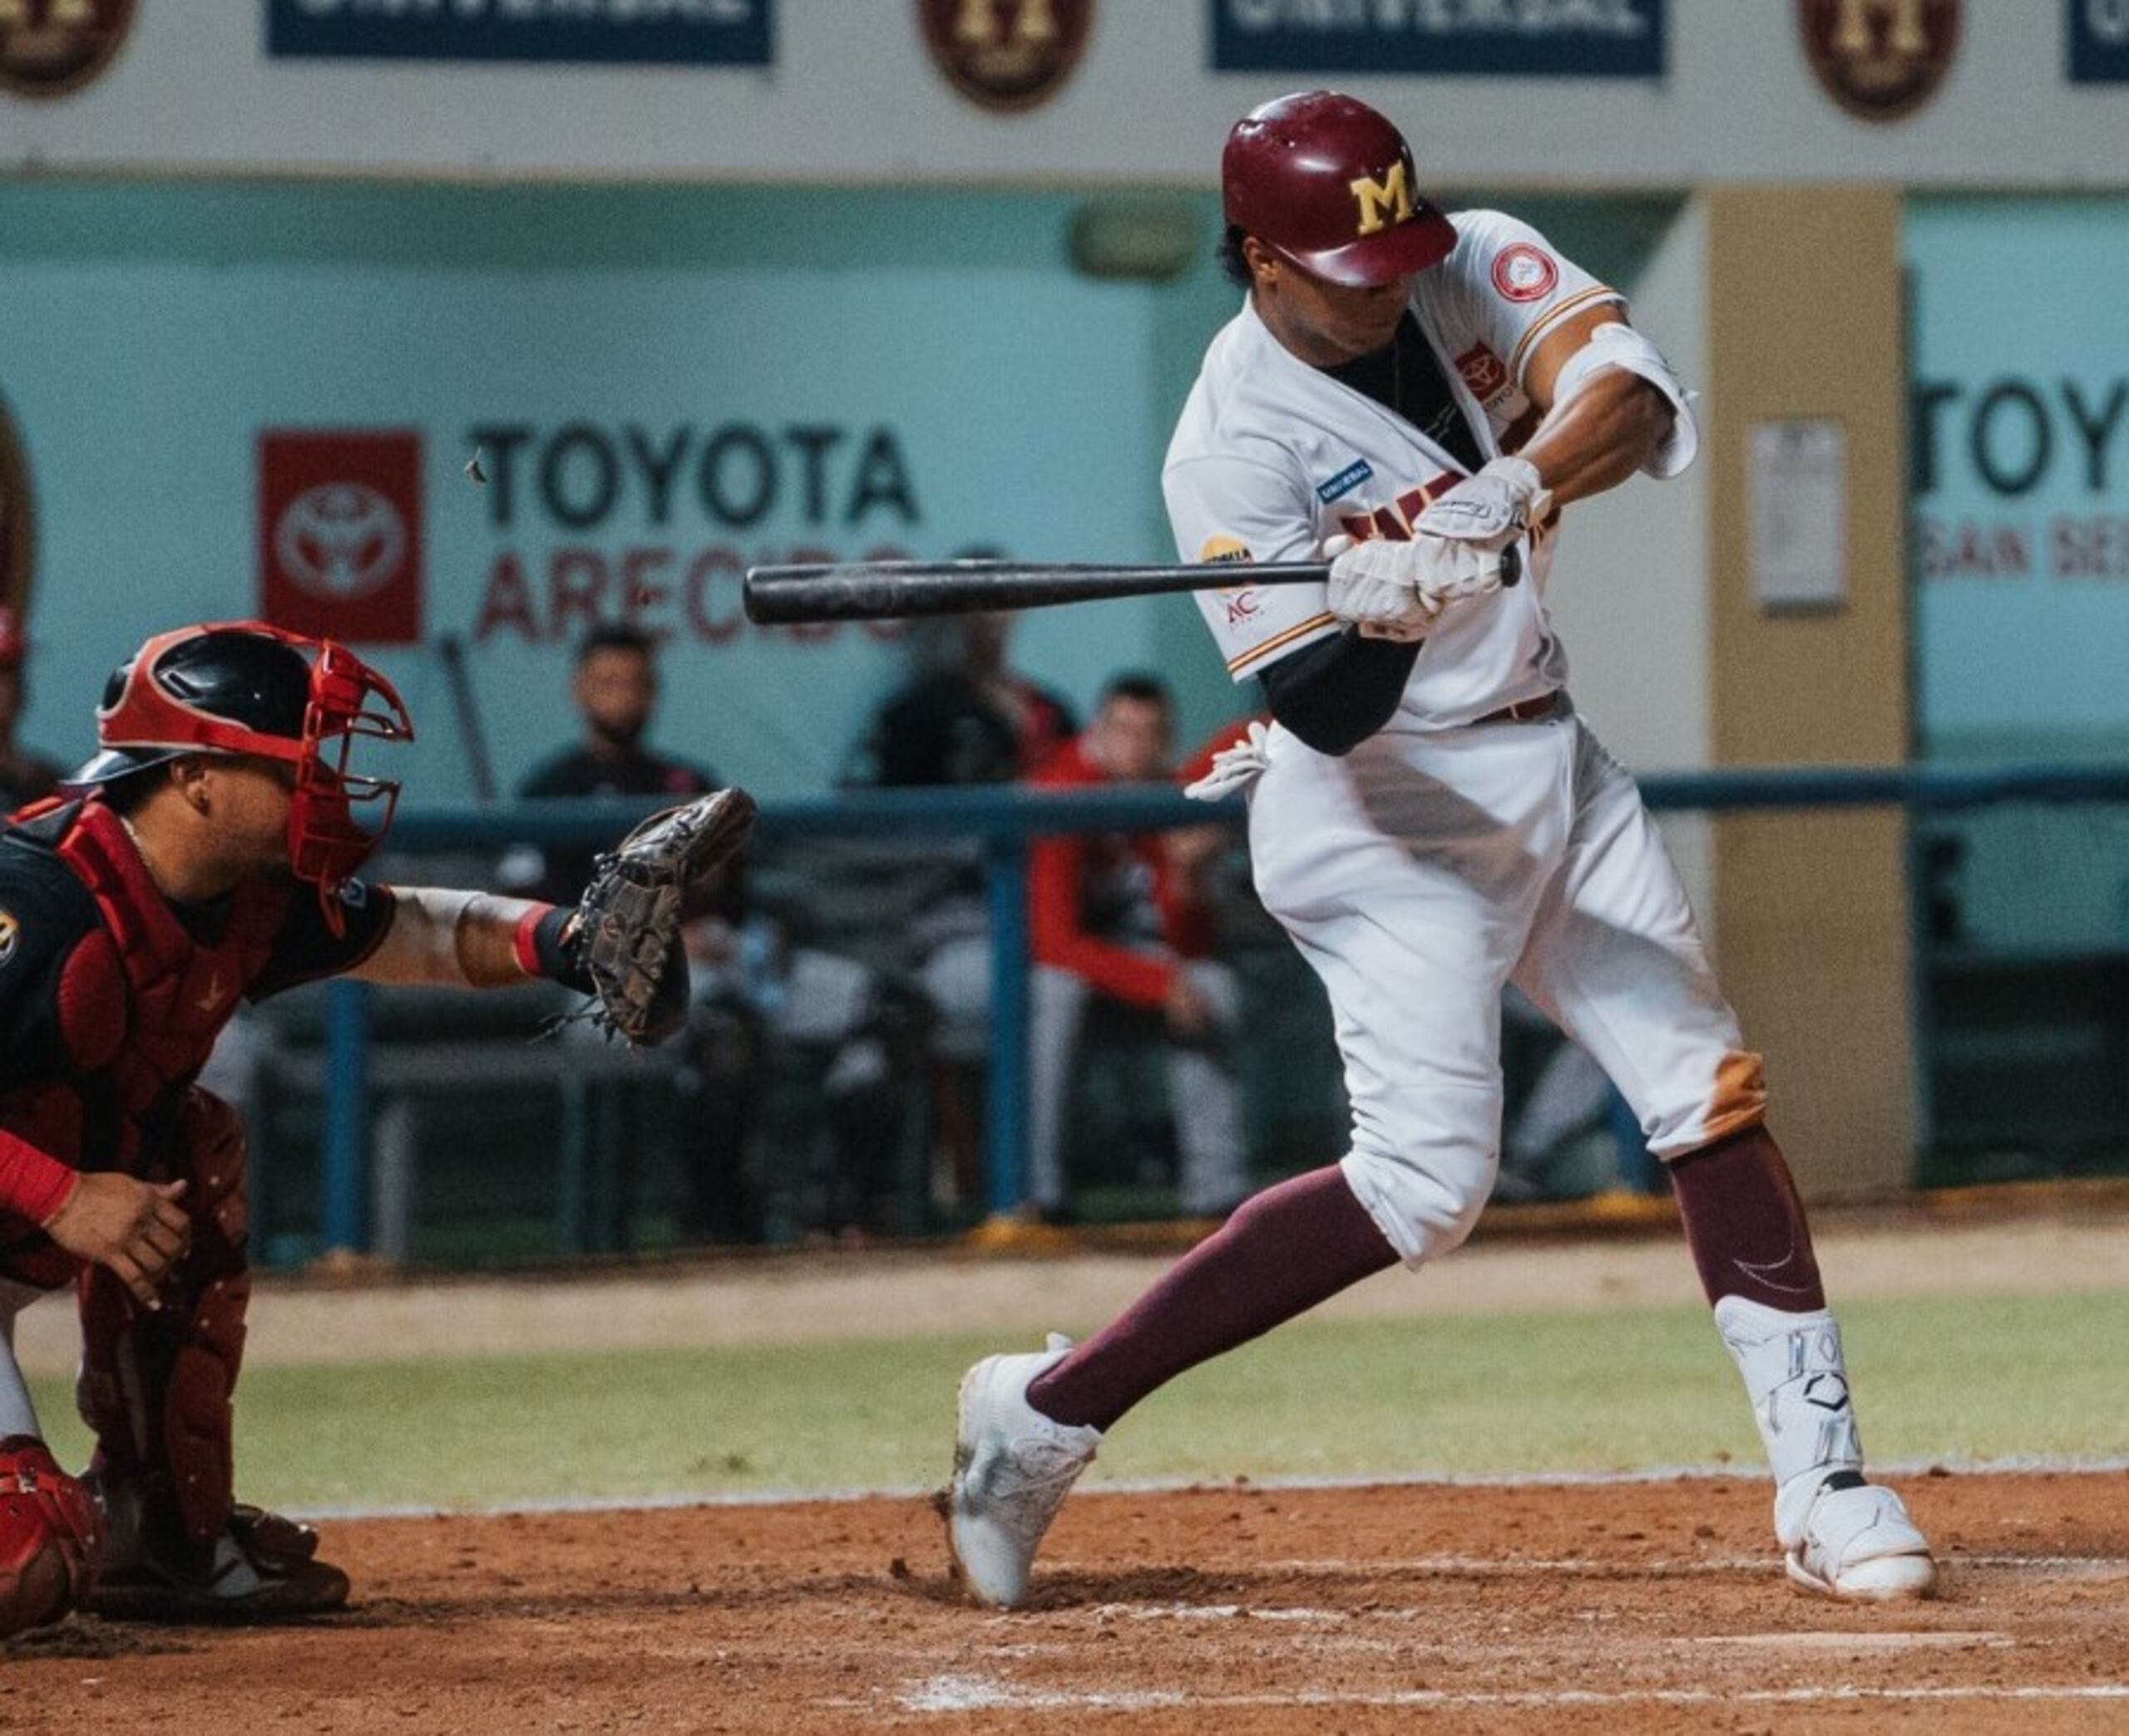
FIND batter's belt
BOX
[1472,691,1571,727]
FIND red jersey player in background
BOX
[1024,673,1247,1223]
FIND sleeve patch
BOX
[1492,244,1560,303]
[1199,535,1255,564]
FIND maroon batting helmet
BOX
[1222,91,1456,289]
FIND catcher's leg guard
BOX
[0,1437,101,1638]
[77,1089,348,1622]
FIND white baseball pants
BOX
[1245,706,1765,1266]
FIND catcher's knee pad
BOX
[0,1437,101,1637]
[77,1087,253,1551]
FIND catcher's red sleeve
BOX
[512,902,555,979]
[0,1127,77,1226]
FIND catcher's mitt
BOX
[570,787,758,1045]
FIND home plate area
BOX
[7,1471,2126,1734]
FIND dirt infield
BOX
[9,1471,2126,1734]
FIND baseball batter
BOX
[0,621,748,1635]
[950,91,1935,1608]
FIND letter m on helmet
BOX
[1349,161,1414,239]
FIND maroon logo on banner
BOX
[259,431,424,644]
[0,0,139,99]
[0,389,31,628]
[1799,0,1959,122]
[918,0,1092,112]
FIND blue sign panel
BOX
[2068,0,2129,81]
[265,1,773,67]
[1209,0,1665,78]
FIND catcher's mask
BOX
[68,621,414,931]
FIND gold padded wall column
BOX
[1704,186,1912,1199]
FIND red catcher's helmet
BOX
[1223,90,1456,289]
[69,621,413,930]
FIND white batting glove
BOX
[1323,534,1429,642]
[1415,456,1553,555]
[1327,533,1504,640]
[1183,719,1272,801]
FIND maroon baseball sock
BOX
[1026,1165,1400,1433]
[1668,1123,1827,1310]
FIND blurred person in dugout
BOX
[843,606,1077,792]
[1027,673,1249,1224]
[842,608,1077,1204]
[511,625,899,1244]
[0,608,65,814]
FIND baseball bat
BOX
[435,633,499,805]
[743,546,1518,624]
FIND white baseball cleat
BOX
[1785,1481,1939,1602]
[947,1334,1101,1608]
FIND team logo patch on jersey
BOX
[1222,589,1263,625]
[1492,245,1559,304]
[918,0,1094,113]
[1314,460,1375,504]
[1199,535,1255,565]
[0,0,137,98]
[1455,343,1512,403]
[0,910,17,967]
[1799,0,1959,123]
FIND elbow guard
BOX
[1550,323,1699,480]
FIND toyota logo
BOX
[273,482,406,601]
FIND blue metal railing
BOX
[316,762,2129,1250]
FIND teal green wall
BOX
[0,180,1676,783]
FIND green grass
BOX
[29,1291,2129,1513]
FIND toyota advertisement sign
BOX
[259,430,424,643]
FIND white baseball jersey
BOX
[1163,209,1691,727]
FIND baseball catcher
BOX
[0,620,752,1635]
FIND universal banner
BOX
[1208,0,1666,77]
[264,0,774,67]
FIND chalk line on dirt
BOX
[298,1452,2129,1522]
[891,1677,2129,1714]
